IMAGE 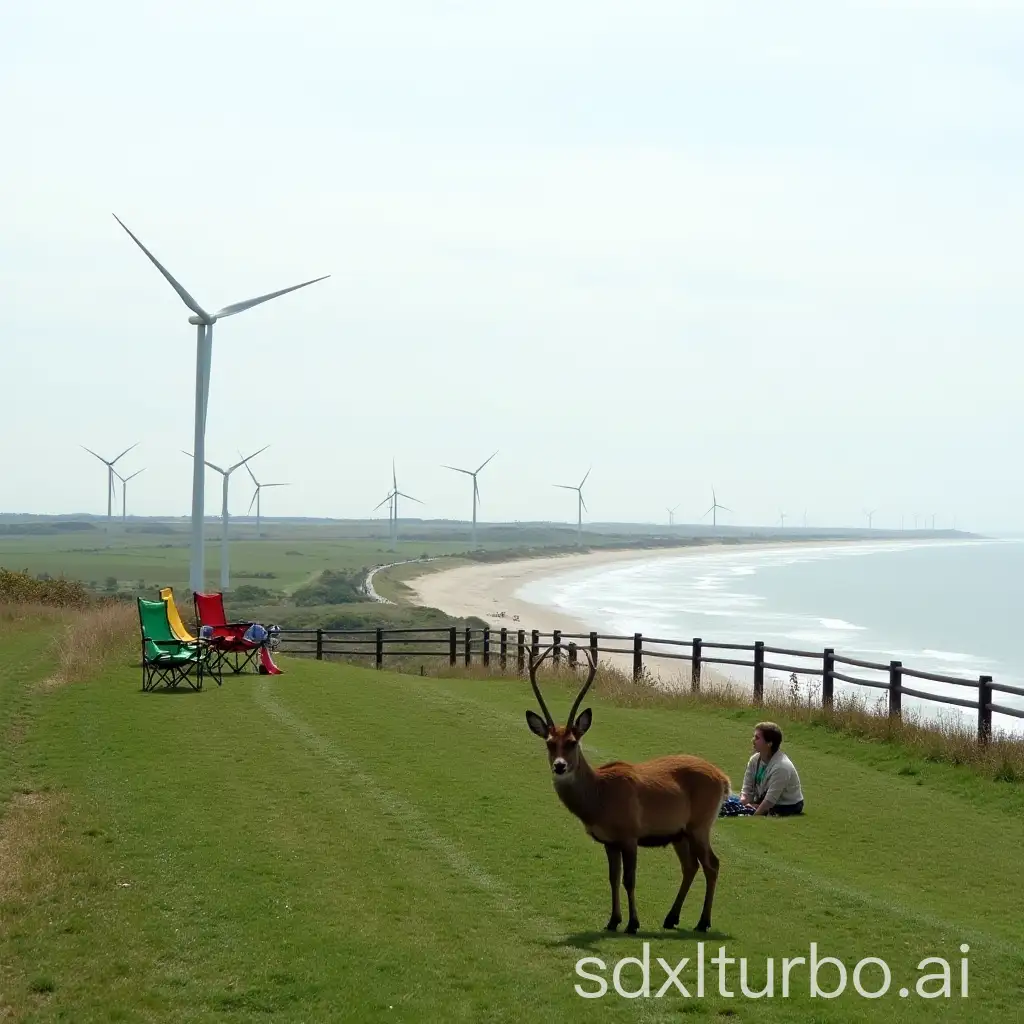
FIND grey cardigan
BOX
[741,751,804,807]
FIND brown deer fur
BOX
[525,645,730,934]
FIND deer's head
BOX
[525,645,596,778]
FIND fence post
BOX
[482,627,490,668]
[449,626,457,666]
[633,633,643,682]
[822,648,834,709]
[517,629,526,674]
[316,628,323,661]
[888,661,902,719]
[552,629,561,667]
[465,627,472,666]
[590,631,599,668]
[691,638,702,692]
[500,627,508,671]
[375,627,383,669]
[753,641,765,703]
[531,629,540,664]
[568,641,577,668]
[978,675,993,745]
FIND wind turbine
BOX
[183,446,268,590]
[778,511,788,529]
[864,508,877,530]
[554,468,591,547]
[390,460,423,544]
[442,451,497,547]
[113,467,145,522]
[82,443,138,541]
[667,504,680,527]
[113,215,329,593]
[241,456,287,539]
[703,487,731,528]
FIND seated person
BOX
[739,721,804,816]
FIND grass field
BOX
[2,614,1022,1022]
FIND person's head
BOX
[753,721,783,758]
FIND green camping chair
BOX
[137,598,219,692]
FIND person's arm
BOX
[739,757,756,805]
[754,762,792,815]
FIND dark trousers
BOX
[769,800,804,817]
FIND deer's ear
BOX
[526,711,549,737]
[573,708,593,737]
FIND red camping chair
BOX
[193,591,267,675]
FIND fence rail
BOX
[273,626,1022,744]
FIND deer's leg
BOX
[604,843,622,932]
[663,833,700,930]
[689,827,720,933]
[621,841,641,934]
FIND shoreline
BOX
[403,539,884,683]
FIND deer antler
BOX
[527,645,555,727]
[566,646,597,727]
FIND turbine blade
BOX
[262,482,289,488]
[248,488,259,515]
[392,458,397,491]
[553,484,576,490]
[719,505,732,513]
[204,460,226,474]
[372,494,393,512]
[581,496,588,513]
[125,469,145,482]
[231,445,270,472]
[442,465,473,476]
[112,215,210,320]
[110,441,139,466]
[396,491,423,504]
[579,466,591,488]
[240,450,261,486]
[81,446,110,466]
[213,276,331,318]
[475,450,498,474]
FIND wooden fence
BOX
[274,626,1024,745]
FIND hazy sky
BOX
[3,1,1022,532]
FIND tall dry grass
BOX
[40,601,137,690]
[376,653,1024,783]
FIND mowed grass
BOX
[2,649,1023,1022]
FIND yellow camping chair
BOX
[160,587,196,642]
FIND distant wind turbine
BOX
[864,508,877,530]
[113,467,145,522]
[667,504,680,527]
[82,442,138,542]
[241,455,287,540]
[389,460,423,544]
[778,511,787,529]
[113,214,329,593]
[442,451,497,547]
[802,509,808,528]
[703,487,731,528]
[931,513,937,531]
[555,468,591,546]
[183,446,268,590]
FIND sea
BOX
[516,538,1024,736]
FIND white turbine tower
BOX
[703,487,731,528]
[667,504,680,527]
[864,508,877,530]
[82,442,138,542]
[442,451,497,547]
[113,215,329,593]
[555,468,591,547]
[183,446,268,591]
[389,460,423,545]
[242,456,288,539]
[113,467,145,522]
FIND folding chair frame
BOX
[141,637,218,692]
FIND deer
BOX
[525,644,730,935]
